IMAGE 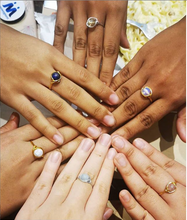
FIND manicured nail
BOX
[99,133,111,146]
[10,113,16,120]
[80,138,94,152]
[116,154,127,167]
[53,132,64,145]
[108,93,119,105]
[107,148,116,160]
[112,136,125,149]
[120,190,130,202]
[50,151,61,163]
[103,115,116,126]
[87,126,101,139]
[134,138,145,150]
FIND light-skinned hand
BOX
[15,134,117,220]
[112,136,186,220]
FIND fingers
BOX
[119,190,155,220]
[99,10,125,85]
[47,138,95,204]
[133,138,186,186]
[0,112,20,134]
[176,106,186,143]
[52,51,120,106]
[86,148,117,219]
[65,134,112,208]
[18,151,62,215]
[53,1,71,53]
[102,207,113,220]
[112,136,185,207]
[73,4,87,67]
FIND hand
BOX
[100,17,186,139]
[15,134,117,220]
[112,136,186,220]
[0,113,83,218]
[1,24,120,144]
[54,1,129,85]
[176,105,186,142]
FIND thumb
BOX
[176,106,186,143]
[0,112,20,134]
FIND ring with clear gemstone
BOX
[141,86,153,102]
[86,17,104,28]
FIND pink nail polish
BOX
[53,134,64,145]
[109,93,119,105]
[103,115,115,127]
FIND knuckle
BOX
[89,43,101,57]
[51,100,65,113]
[120,67,131,81]
[119,85,131,100]
[77,69,89,83]
[96,182,108,195]
[100,71,111,82]
[123,101,137,117]
[75,37,86,50]
[163,159,175,170]
[54,23,66,37]
[139,113,154,128]
[93,106,103,118]
[59,174,73,184]
[136,185,150,201]
[104,43,117,57]
[24,108,38,122]
[125,147,135,158]
[110,80,118,91]
[122,126,134,139]
[76,118,85,129]
[142,164,157,178]
[68,86,81,100]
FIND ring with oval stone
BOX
[30,141,44,159]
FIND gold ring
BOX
[30,141,44,159]
[141,86,153,102]
[159,181,177,195]
[49,71,62,90]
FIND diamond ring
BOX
[86,17,104,28]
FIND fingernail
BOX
[108,93,119,105]
[103,115,115,126]
[53,132,64,145]
[112,136,125,149]
[120,191,130,202]
[107,148,116,160]
[80,138,94,152]
[10,113,16,120]
[98,133,111,146]
[116,154,127,167]
[103,209,113,220]
[50,151,61,163]
[87,126,101,139]
[134,138,145,150]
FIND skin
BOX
[100,17,186,140]
[0,113,83,218]
[54,0,130,85]
[15,134,117,220]
[112,136,186,220]
[0,23,120,145]
[176,105,186,142]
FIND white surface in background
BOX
[43,1,57,10]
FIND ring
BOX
[49,71,62,90]
[141,86,153,102]
[86,17,104,28]
[78,173,92,186]
[30,141,44,159]
[159,181,177,195]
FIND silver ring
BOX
[86,17,104,28]
[78,173,92,186]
